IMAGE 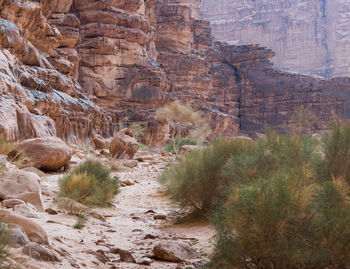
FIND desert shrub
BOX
[159,138,256,215]
[59,160,119,207]
[164,137,197,154]
[210,176,350,269]
[317,119,350,184]
[130,122,145,141]
[156,101,211,154]
[73,215,88,230]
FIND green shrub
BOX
[317,119,350,183]
[159,138,256,215]
[164,138,197,154]
[210,177,350,269]
[59,160,119,207]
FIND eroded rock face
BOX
[0,210,49,245]
[201,0,350,78]
[0,0,111,143]
[1,0,350,144]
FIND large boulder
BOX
[16,136,72,171]
[0,167,44,211]
[153,241,201,263]
[110,128,139,159]
[0,210,49,244]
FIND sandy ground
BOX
[12,153,215,269]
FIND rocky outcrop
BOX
[1,0,350,145]
[201,0,350,78]
[0,0,110,143]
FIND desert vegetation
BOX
[59,160,119,207]
[159,120,350,268]
[156,101,211,154]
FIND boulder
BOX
[13,203,40,219]
[110,128,139,159]
[0,167,44,211]
[92,135,106,150]
[7,223,30,248]
[16,136,72,171]
[0,210,49,244]
[153,241,200,263]
[23,242,60,262]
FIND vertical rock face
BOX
[0,0,110,142]
[201,0,350,78]
[1,0,350,144]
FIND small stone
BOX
[144,234,159,240]
[123,180,135,186]
[160,150,172,157]
[123,160,138,168]
[154,214,167,220]
[45,208,58,215]
[153,241,201,262]
[114,248,136,263]
[137,257,153,265]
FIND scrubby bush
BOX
[210,177,350,269]
[159,138,256,215]
[156,101,211,154]
[164,138,197,154]
[59,160,119,207]
[159,122,350,268]
[317,119,350,184]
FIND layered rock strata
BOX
[201,0,350,78]
[1,0,350,144]
[0,0,110,142]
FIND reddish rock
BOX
[110,129,139,159]
[16,137,72,171]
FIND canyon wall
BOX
[1,0,350,145]
[201,0,350,78]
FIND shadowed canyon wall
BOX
[201,0,350,78]
[0,0,350,144]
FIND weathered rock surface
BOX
[201,0,350,78]
[7,223,30,248]
[153,241,201,262]
[1,0,350,144]
[110,128,139,159]
[0,210,49,244]
[16,137,72,171]
[23,242,59,262]
[0,166,44,211]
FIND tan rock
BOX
[92,135,106,150]
[0,167,44,211]
[16,137,72,171]
[110,128,139,159]
[153,241,201,262]
[123,160,138,168]
[7,223,30,248]
[0,210,49,245]
[23,242,60,262]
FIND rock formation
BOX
[201,0,350,78]
[0,0,350,145]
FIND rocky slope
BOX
[201,0,350,78]
[1,0,350,145]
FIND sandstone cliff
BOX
[201,0,350,78]
[1,0,350,145]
